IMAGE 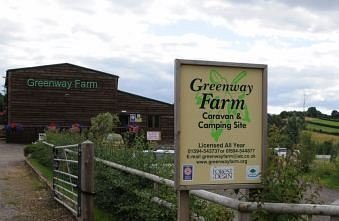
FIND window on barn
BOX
[148,115,160,128]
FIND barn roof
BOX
[5,63,119,86]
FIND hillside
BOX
[305,117,339,143]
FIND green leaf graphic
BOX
[209,69,227,84]
[195,93,202,106]
[243,105,251,123]
[211,128,223,142]
[232,70,247,84]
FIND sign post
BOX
[174,59,267,219]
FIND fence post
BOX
[177,190,190,221]
[234,189,251,221]
[79,140,94,221]
[236,212,251,221]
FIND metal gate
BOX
[52,143,81,216]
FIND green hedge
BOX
[24,131,85,169]
[95,146,176,221]
[24,142,53,168]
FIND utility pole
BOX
[303,90,306,113]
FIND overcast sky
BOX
[1,0,339,114]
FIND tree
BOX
[88,112,119,141]
[268,124,289,149]
[280,111,288,119]
[331,110,339,119]
[306,107,322,118]
[299,132,316,172]
[268,114,285,129]
[286,114,304,146]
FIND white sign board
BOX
[147,131,161,141]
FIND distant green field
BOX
[306,123,339,134]
[305,117,339,127]
[305,117,339,136]
[306,131,339,143]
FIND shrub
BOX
[251,148,320,221]
[24,142,53,168]
[24,131,85,169]
[46,130,85,145]
[24,143,36,157]
[88,112,119,141]
[95,145,176,221]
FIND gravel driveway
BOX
[0,141,75,221]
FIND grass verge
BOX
[27,157,118,221]
[28,158,53,182]
[310,160,339,189]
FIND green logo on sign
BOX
[191,70,252,142]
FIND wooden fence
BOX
[96,157,339,221]
[45,141,339,221]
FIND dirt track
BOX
[0,141,75,221]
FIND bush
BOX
[24,142,53,168]
[24,143,36,157]
[88,112,119,142]
[251,148,320,221]
[46,130,85,145]
[24,131,85,169]
[94,144,235,220]
[95,145,176,221]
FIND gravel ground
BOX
[0,141,75,221]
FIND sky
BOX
[1,0,339,114]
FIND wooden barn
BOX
[5,63,174,143]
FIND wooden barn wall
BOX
[117,91,174,142]
[7,64,118,128]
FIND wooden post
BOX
[177,190,190,221]
[236,212,251,221]
[235,189,251,221]
[79,140,94,221]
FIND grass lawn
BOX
[27,157,117,221]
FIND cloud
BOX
[268,66,339,114]
[81,57,174,102]
[0,0,338,114]
[277,0,339,11]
